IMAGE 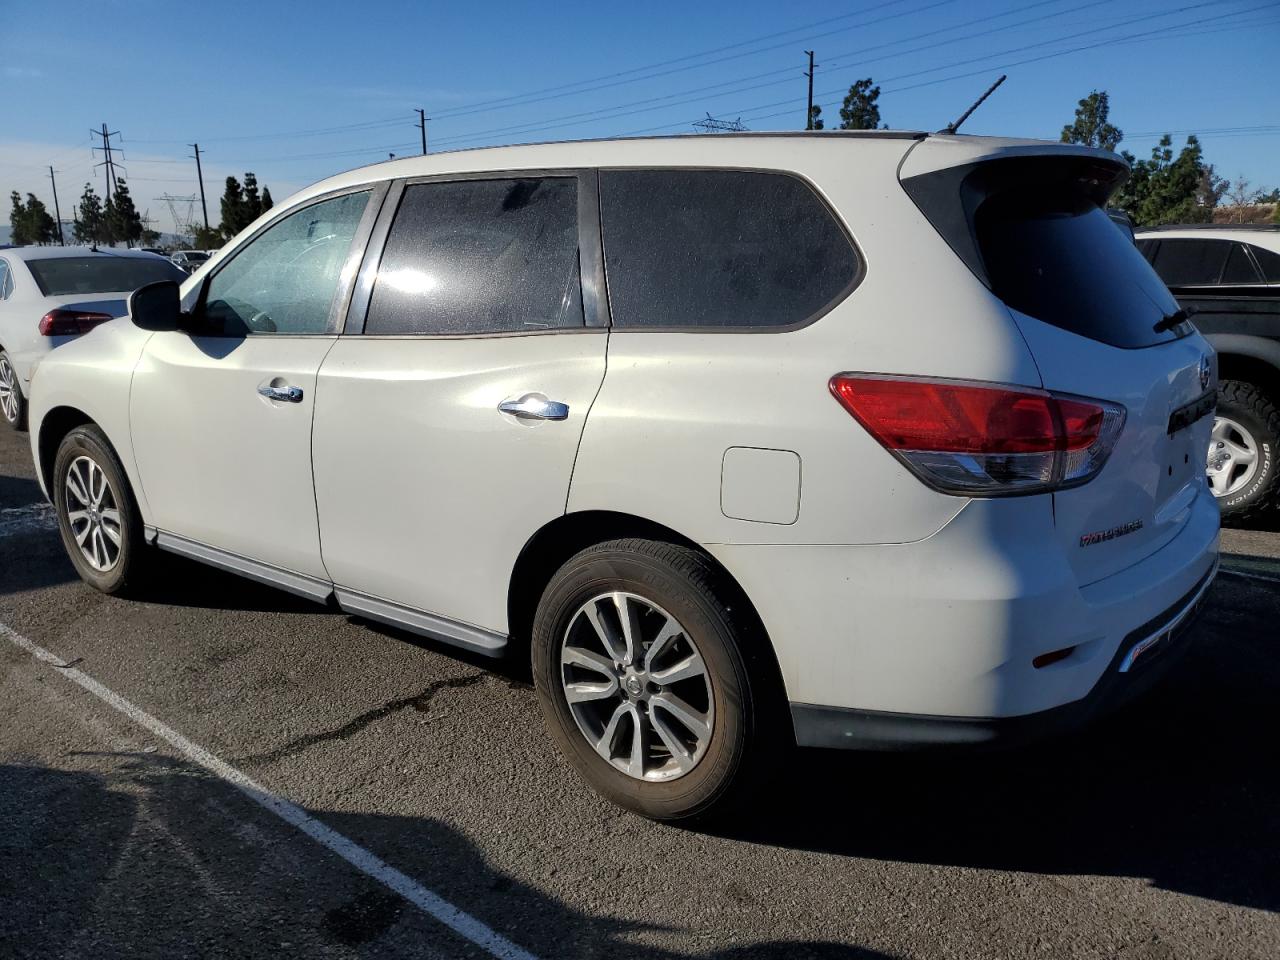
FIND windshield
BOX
[27,256,187,296]
[183,252,209,262]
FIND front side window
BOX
[1248,243,1280,283]
[201,190,371,336]
[1151,239,1232,287]
[599,170,858,329]
[364,177,582,335]
[1221,243,1262,284]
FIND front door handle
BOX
[498,393,569,421]
[258,384,304,403]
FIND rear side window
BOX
[976,191,1180,349]
[599,170,858,329]
[1150,239,1231,286]
[1248,243,1280,282]
[0,259,11,299]
[1221,243,1262,284]
[26,256,186,296]
[365,177,582,336]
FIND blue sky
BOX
[3,0,1277,233]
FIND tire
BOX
[52,425,151,595]
[1209,380,1280,524]
[0,350,27,431]
[532,538,780,821]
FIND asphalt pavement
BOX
[1,422,1277,959]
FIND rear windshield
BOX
[976,191,1183,349]
[27,256,186,296]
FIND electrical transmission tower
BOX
[692,113,749,134]
[157,194,199,241]
[90,124,125,201]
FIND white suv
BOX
[27,133,1220,820]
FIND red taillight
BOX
[829,374,1125,496]
[38,309,114,337]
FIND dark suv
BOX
[1136,226,1280,522]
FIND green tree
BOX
[104,178,143,247]
[192,224,224,249]
[1060,90,1123,151]
[839,78,883,130]
[1114,135,1217,226]
[219,175,246,239]
[9,192,31,245]
[242,172,262,222]
[7,192,55,245]
[261,186,274,213]
[73,183,109,245]
[807,104,824,131]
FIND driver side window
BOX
[202,190,371,336]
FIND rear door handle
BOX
[258,384,304,403]
[498,393,569,421]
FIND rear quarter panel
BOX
[569,142,1044,546]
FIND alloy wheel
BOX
[560,591,714,782]
[0,356,18,424]
[65,455,122,572]
[1206,415,1259,499]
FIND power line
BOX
[429,0,945,120]
[426,0,1139,149]
[431,0,961,122]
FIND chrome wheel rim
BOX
[1206,416,1259,498]
[560,591,714,782]
[0,356,17,423]
[65,456,122,572]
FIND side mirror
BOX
[129,280,183,332]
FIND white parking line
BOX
[0,621,539,960]
[1219,566,1280,586]
[0,502,57,537]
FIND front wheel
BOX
[52,425,151,594]
[1208,380,1279,523]
[532,539,776,821]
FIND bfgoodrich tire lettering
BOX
[532,538,775,821]
[53,425,151,595]
[1211,380,1279,523]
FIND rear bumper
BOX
[790,558,1216,750]
[708,484,1221,736]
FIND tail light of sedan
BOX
[38,309,115,337]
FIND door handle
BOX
[498,393,569,421]
[258,384,304,403]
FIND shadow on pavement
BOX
[0,757,893,959]
[706,577,1279,915]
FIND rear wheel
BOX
[0,351,26,431]
[1208,380,1279,523]
[53,426,151,594]
[532,539,775,821]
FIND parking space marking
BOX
[0,502,57,537]
[1220,566,1280,585]
[0,620,539,960]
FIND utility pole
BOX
[416,108,428,155]
[48,166,65,245]
[804,51,817,130]
[189,143,209,230]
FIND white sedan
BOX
[0,246,185,429]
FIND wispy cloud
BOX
[3,66,46,79]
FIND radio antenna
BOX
[939,75,1007,135]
